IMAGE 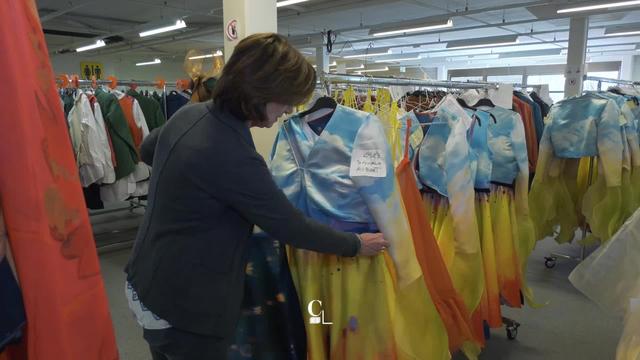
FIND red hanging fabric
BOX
[0,1,119,359]
[395,119,479,354]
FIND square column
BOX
[223,0,279,162]
[564,16,589,98]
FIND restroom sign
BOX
[226,19,238,40]
[80,61,104,80]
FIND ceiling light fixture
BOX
[188,50,223,60]
[604,25,640,36]
[277,0,309,7]
[498,48,563,58]
[605,30,640,36]
[139,20,187,38]
[136,58,161,66]
[343,48,392,58]
[344,64,365,70]
[356,66,390,73]
[557,0,640,13]
[76,40,106,52]
[371,18,453,37]
[374,56,422,63]
[446,35,519,50]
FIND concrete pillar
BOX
[632,55,640,81]
[316,44,330,76]
[620,55,634,81]
[223,0,277,61]
[437,65,448,80]
[564,16,589,97]
[223,0,278,162]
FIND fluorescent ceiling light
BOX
[140,20,187,37]
[371,18,453,37]
[605,30,640,36]
[188,50,223,60]
[498,48,563,59]
[343,48,392,58]
[604,25,640,36]
[329,61,337,67]
[345,64,365,70]
[277,0,309,7]
[76,40,105,52]
[446,35,519,50]
[447,54,500,61]
[557,0,640,13]
[356,66,390,73]
[375,56,422,63]
[136,58,161,66]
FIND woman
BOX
[125,33,389,360]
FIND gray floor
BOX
[97,212,623,360]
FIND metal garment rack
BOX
[322,72,522,340]
[321,73,498,93]
[583,75,640,91]
[544,76,638,267]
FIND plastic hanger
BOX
[472,98,496,108]
[298,96,337,119]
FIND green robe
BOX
[127,89,166,131]
[95,89,138,179]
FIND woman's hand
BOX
[357,233,390,256]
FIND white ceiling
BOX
[39,0,640,72]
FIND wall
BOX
[50,53,188,83]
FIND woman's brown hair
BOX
[211,33,316,123]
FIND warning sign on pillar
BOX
[226,19,238,41]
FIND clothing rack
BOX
[583,75,640,91]
[322,71,523,340]
[321,73,499,94]
[56,77,174,252]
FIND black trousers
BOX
[143,327,230,360]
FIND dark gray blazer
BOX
[125,101,360,338]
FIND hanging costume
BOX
[0,1,118,358]
[530,93,624,244]
[271,105,449,359]
[396,114,478,356]
[479,105,536,308]
[416,96,485,318]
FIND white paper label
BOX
[350,149,386,178]
[489,83,514,109]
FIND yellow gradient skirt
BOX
[475,192,502,328]
[287,247,450,360]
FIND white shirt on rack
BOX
[67,90,115,187]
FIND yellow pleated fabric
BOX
[288,248,450,360]
[422,192,485,356]
[488,186,523,308]
[474,193,502,328]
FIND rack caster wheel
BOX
[506,326,518,340]
[544,257,557,269]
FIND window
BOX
[584,71,621,91]
[487,75,522,84]
[528,74,566,102]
